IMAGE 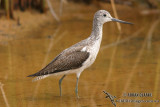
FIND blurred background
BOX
[0,0,160,107]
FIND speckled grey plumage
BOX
[28,48,89,76]
[27,10,106,77]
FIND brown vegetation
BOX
[0,0,46,19]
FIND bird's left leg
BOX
[59,75,66,96]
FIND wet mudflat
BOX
[0,3,160,107]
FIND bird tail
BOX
[27,74,50,82]
[32,75,50,82]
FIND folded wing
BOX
[27,50,90,77]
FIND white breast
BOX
[81,38,102,70]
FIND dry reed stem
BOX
[104,35,121,89]
[100,28,144,51]
[153,56,160,107]
[46,0,60,22]
[105,0,122,88]
[5,43,12,80]
[151,20,160,107]
[103,0,122,90]
[9,0,14,19]
[59,0,67,16]
[110,0,121,32]
[121,33,147,97]
[5,0,10,19]
[147,19,160,49]
[33,27,60,93]
[121,20,159,100]
[30,30,72,103]
[0,82,10,107]
[59,0,63,16]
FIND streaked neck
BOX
[90,19,103,40]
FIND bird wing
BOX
[27,48,89,77]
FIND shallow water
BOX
[0,8,160,107]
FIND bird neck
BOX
[90,19,103,40]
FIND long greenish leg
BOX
[75,77,79,98]
[59,75,66,96]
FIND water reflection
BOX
[0,8,160,107]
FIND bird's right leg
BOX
[59,75,66,96]
[75,72,81,98]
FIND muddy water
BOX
[0,10,160,107]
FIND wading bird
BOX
[28,10,132,98]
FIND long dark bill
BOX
[111,18,133,25]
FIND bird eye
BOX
[103,14,106,17]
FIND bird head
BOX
[94,10,133,25]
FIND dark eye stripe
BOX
[103,14,106,17]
